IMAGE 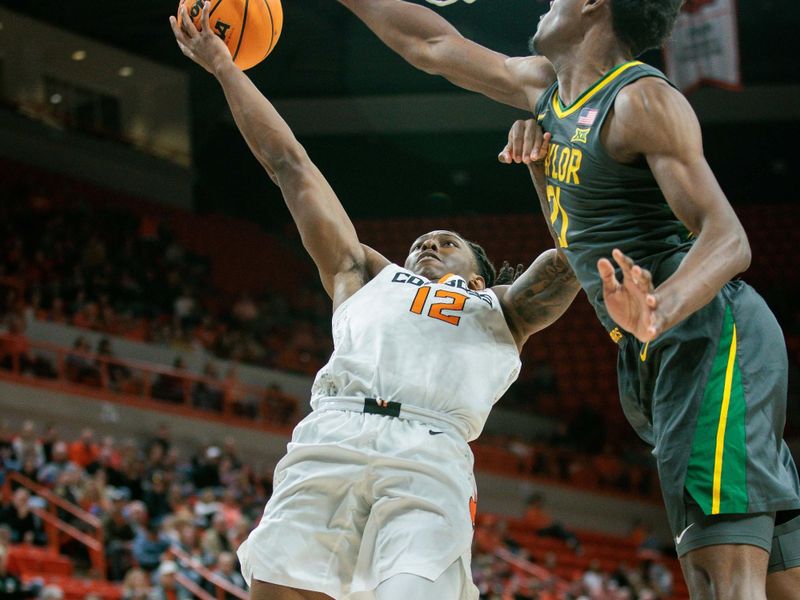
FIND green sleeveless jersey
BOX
[534,61,693,337]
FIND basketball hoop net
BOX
[424,0,477,6]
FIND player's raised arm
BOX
[337,0,553,111]
[495,127,580,347]
[598,78,752,341]
[170,3,384,307]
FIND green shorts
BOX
[617,279,800,544]
[677,496,800,573]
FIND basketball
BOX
[179,0,283,70]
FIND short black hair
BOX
[609,0,683,57]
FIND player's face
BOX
[404,231,482,288]
[530,0,583,56]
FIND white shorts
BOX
[237,406,479,600]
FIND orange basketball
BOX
[179,0,283,70]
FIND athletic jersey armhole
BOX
[535,80,559,120]
[484,287,521,354]
[590,72,677,171]
[332,262,399,322]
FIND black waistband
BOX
[363,397,402,418]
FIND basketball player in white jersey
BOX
[171,5,579,599]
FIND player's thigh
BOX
[680,543,769,600]
[767,568,800,600]
[250,579,333,600]
[675,497,773,599]
[766,510,800,600]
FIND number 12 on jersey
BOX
[409,287,467,326]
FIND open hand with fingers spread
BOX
[597,249,662,342]
[169,1,233,75]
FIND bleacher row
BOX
[0,418,680,600]
[4,157,799,435]
[8,545,121,600]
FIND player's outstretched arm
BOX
[499,249,580,349]
[170,3,384,307]
[337,0,553,111]
[496,126,580,347]
[598,78,751,342]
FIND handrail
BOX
[170,545,248,600]
[7,472,102,528]
[2,472,106,577]
[494,547,570,592]
[0,333,298,426]
[176,573,217,600]
[32,507,103,552]
[0,333,249,388]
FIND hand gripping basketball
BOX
[424,0,477,6]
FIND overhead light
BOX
[49,93,63,105]
[71,50,87,61]
[118,66,134,77]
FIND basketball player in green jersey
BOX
[338,0,800,597]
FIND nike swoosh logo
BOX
[640,341,650,362]
[675,523,694,545]
[429,430,445,436]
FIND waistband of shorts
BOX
[313,396,469,440]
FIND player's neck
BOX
[549,39,631,107]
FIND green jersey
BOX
[535,60,693,338]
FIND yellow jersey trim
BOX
[552,61,643,119]
[711,324,738,514]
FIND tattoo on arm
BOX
[511,249,580,331]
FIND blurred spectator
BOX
[0,315,55,379]
[37,442,76,486]
[152,358,187,404]
[11,422,44,468]
[0,542,37,599]
[207,552,246,597]
[103,489,136,580]
[149,561,190,600]
[628,519,662,553]
[16,456,40,487]
[522,495,581,552]
[38,586,63,600]
[200,513,231,559]
[121,567,151,600]
[0,488,46,545]
[263,384,297,425]
[147,425,172,458]
[96,338,133,391]
[191,449,221,491]
[68,429,100,469]
[65,337,100,386]
[39,424,60,464]
[192,363,223,412]
[143,472,171,526]
[132,522,170,572]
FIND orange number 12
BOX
[409,287,468,326]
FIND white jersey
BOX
[310,263,521,441]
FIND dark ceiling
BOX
[3,0,799,94]
[2,0,798,226]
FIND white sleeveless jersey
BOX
[310,264,521,441]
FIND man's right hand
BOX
[498,119,551,166]
[169,1,233,76]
